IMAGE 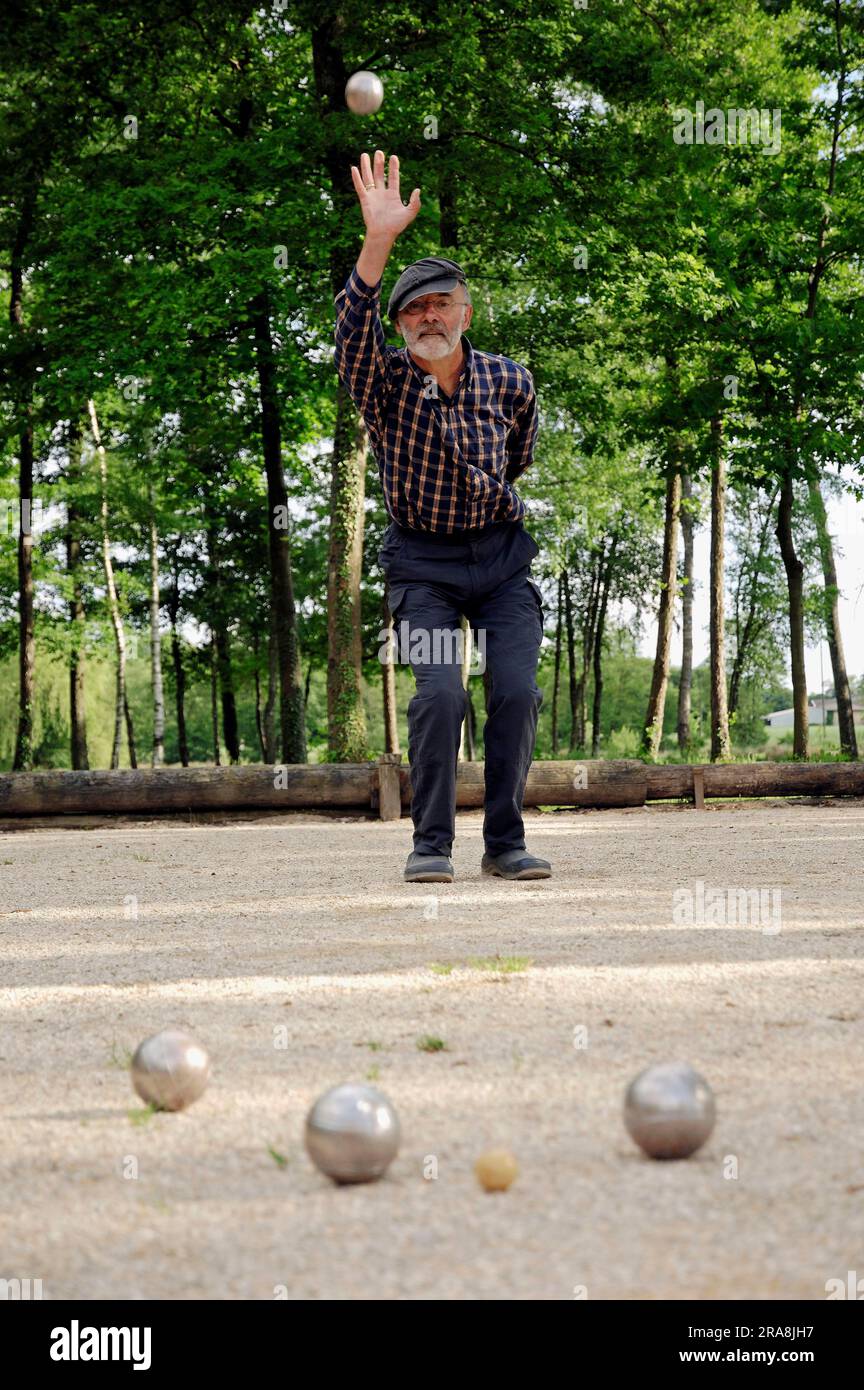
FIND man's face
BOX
[397,291,472,360]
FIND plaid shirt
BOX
[334,267,538,534]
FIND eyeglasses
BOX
[400,296,469,318]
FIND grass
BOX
[468,955,532,974]
[416,1035,448,1053]
[267,1146,290,1169]
[127,1104,157,1127]
[146,1197,172,1214]
[366,1064,381,1082]
[107,1040,133,1069]
[354,1040,385,1051]
[428,956,532,977]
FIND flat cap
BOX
[387,256,468,320]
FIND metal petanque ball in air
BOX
[345,70,384,115]
[305,1083,400,1184]
[130,1029,211,1112]
[624,1062,716,1160]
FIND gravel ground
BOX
[1,799,862,1302]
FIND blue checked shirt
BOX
[334,267,538,534]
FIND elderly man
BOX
[335,149,551,884]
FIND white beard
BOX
[401,317,465,360]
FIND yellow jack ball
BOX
[474,1148,519,1192]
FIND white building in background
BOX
[763,697,864,729]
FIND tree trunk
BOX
[776,470,809,758]
[807,471,858,758]
[729,483,779,719]
[124,691,138,770]
[219,96,305,763]
[676,472,694,753]
[327,382,368,760]
[216,627,240,763]
[642,461,682,758]
[251,291,306,763]
[585,551,605,736]
[591,534,618,758]
[148,494,165,767]
[311,20,373,764]
[205,519,240,764]
[264,607,279,763]
[210,635,221,766]
[254,629,267,762]
[551,574,563,754]
[10,197,37,772]
[564,569,578,752]
[88,399,127,770]
[167,553,189,767]
[773,18,848,761]
[13,422,36,772]
[573,551,602,751]
[171,629,189,766]
[382,584,400,755]
[466,686,477,760]
[709,418,731,760]
[66,420,89,770]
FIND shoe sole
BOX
[405,872,454,883]
[482,864,551,880]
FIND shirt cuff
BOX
[348,266,381,298]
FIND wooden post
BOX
[692,765,706,810]
[378,753,403,821]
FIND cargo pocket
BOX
[385,582,409,621]
[384,583,411,666]
[526,577,545,616]
[522,528,541,561]
[378,541,397,572]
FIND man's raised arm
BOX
[334,151,421,427]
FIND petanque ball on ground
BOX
[305,1083,400,1184]
[345,70,384,115]
[474,1149,519,1192]
[624,1061,716,1160]
[130,1029,211,1112]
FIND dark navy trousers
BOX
[379,519,544,858]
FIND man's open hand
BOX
[350,150,420,242]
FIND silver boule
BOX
[130,1029,210,1112]
[624,1061,715,1159]
[345,70,384,115]
[305,1083,400,1184]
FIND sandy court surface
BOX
[0,799,862,1301]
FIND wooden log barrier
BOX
[0,765,376,816]
[0,758,860,820]
[644,760,864,803]
[394,758,648,811]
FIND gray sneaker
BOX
[481,849,551,880]
[404,851,454,883]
